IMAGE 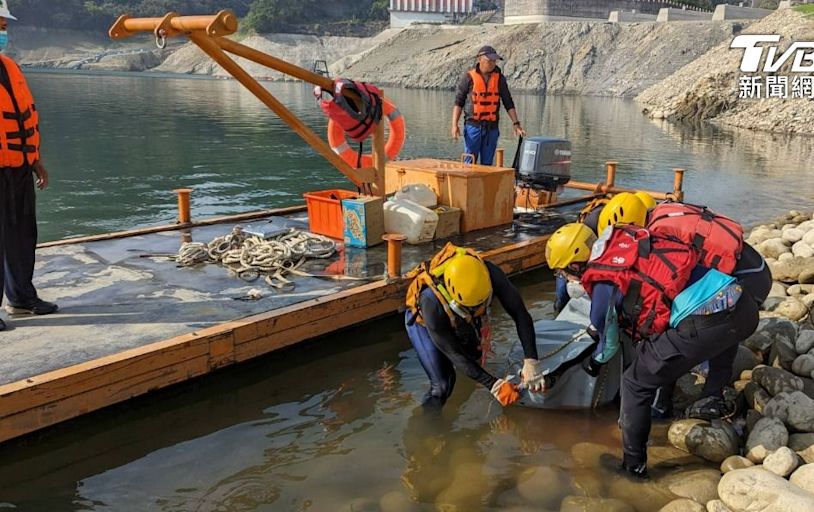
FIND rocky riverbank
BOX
[637,7,814,136]
[651,209,814,511]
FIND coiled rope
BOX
[176,226,337,289]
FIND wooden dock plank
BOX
[0,231,551,443]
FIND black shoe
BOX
[599,453,650,480]
[686,395,736,421]
[5,299,59,316]
[0,318,6,331]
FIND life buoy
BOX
[328,98,405,168]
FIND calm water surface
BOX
[0,72,813,511]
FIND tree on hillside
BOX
[244,0,319,33]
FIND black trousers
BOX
[619,294,759,466]
[0,166,38,307]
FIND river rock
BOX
[787,284,813,297]
[339,498,379,512]
[741,369,753,381]
[746,409,763,434]
[659,499,705,512]
[789,433,814,452]
[436,461,488,511]
[764,391,814,432]
[783,228,805,244]
[793,241,814,259]
[763,446,800,477]
[570,442,621,470]
[749,228,782,246]
[789,464,814,495]
[768,282,788,298]
[719,466,814,512]
[768,338,798,370]
[706,499,733,512]
[770,258,812,283]
[660,468,721,504]
[721,455,755,474]
[668,419,739,463]
[778,252,794,262]
[560,496,634,512]
[752,366,804,396]
[734,379,751,393]
[744,333,774,355]
[804,229,814,246]
[800,262,814,285]
[732,346,761,384]
[746,417,788,463]
[797,330,814,355]
[607,477,675,511]
[674,372,705,411]
[744,381,772,413]
[760,318,798,348]
[803,293,814,309]
[379,491,413,512]
[515,465,573,509]
[774,297,809,322]
[792,355,814,378]
[760,238,791,260]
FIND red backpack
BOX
[582,226,697,341]
[647,202,743,274]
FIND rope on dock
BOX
[176,226,336,289]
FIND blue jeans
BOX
[463,124,500,166]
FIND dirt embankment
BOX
[335,20,742,97]
[637,8,814,136]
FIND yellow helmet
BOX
[598,192,648,231]
[634,191,657,210]
[545,223,597,270]
[443,254,492,307]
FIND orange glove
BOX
[490,379,521,407]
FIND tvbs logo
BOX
[731,35,814,73]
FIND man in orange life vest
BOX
[451,46,525,165]
[0,2,58,332]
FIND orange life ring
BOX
[328,98,405,168]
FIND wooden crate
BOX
[385,159,515,233]
[434,206,462,240]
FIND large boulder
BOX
[668,419,740,463]
[789,464,814,495]
[718,467,814,511]
[763,446,800,477]
[797,330,814,355]
[746,417,789,463]
[763,391,814,433]
[752,366,804,396]
[759,239,791,260]
[792,355,814,379]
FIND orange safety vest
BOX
[468,68,500,123]
[0,55,39,169]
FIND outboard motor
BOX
[516,137,572,192]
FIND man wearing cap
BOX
[0,0,58,333]
[451,45,525,166]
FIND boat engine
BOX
[516,137,572,192]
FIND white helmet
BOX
[0,0,16,21]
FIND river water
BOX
[1,71,813,511]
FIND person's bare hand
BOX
[33,162,49,190]
[451,125,461,140]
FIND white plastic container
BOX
[384,198,439,245]
[394,183,437,208]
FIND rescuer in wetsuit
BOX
[404,243,545,408]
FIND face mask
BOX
[0,31,8,52]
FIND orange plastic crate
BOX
[303,189,358,239]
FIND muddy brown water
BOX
[0,72,812,510]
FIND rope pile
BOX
[176,226,336,289]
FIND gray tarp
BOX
[506,297,622,409]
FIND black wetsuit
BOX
[405,261,537,406]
